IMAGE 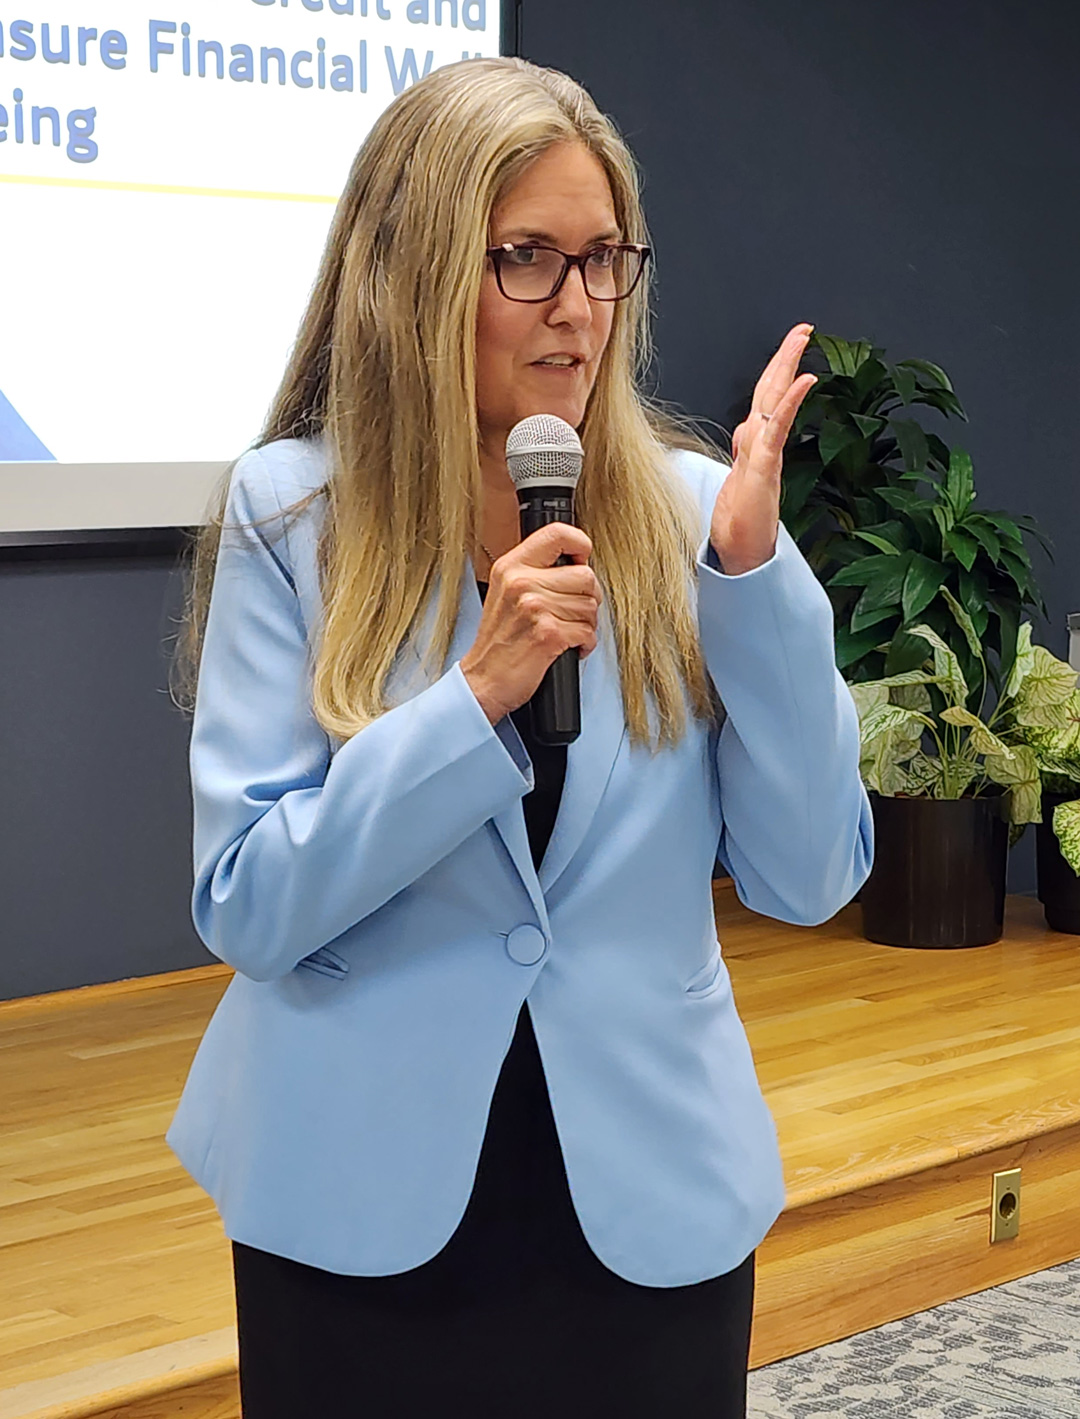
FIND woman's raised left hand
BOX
[709,323,818,576]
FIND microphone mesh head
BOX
[505,414,584,490]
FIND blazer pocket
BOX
[296,945,350,980]
[684,950,724,999]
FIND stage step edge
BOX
[0,1328,236,1419]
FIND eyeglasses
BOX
[486,242,651,303]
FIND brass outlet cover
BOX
[991,1168,1021,1242]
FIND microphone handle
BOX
[519,489,581,746]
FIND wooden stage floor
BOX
[2,888,1079,1418]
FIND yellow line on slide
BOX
[0,172,338,203]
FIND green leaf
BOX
[829,552,911,591]
[944,448,976,518]
[914,388,968,421]
[983,745,1041,824]
[991,514,1026,550]
[1013,648,1080,720]
[964,516,1002,564]
[885,627,938,677]
[847,359,887,406]
[1030,749,1080,783]
[889,363,919,406]
[1014,513,1055,558]
[896,357,954,393]
[818,417,863,467]
[946,761,982,800]
[850,496,881,526]
[1022,701,1080,732]
[829,536,873,568]
[940,706,1015,759]
[861,560,916,616]
[851,681,885,709]
[902,554,947,623]
[941,585,982,659]
[877,486,926,516]
[905,752,945,795]
[944,528,979,571]
[999,549,1034,597]
[859,756,895,796]
[932,503,955,543]
[849,683,889,717]
[890,418,930,472]
[850,599,900,634]
[855,519,912,553]
[910,509,945,552]
[858,702,935,747]
[891,682,933,713]
[875,670,948,688]
[957,567,991,638]
[1053,800,1080,875]
[1003,622,1036,700]
[789,508,822,542]
[860,742,912,797]
[780,463,821,523]
[1019,696,1080,765]
[907,623,968,703]
[993,599,1021,686]
[927,433,954,472]
[850,413,887,440]
[855,682,929,793]
[814,334,868,377]
[849,673,945,722]
[896,468,937,486]
[836,625,892,672]
[852,530,904,556]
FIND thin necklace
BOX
[478,541,498,572]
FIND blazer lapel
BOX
[392,571,624,919]
[450,576,551,929]
[539,607,626,895]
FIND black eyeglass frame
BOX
[485,241,652,303]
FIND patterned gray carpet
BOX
[749,1258,1080,1418]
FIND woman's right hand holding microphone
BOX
[460,523,603,726]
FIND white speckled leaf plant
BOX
[850,591,1080,873]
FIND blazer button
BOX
[505,924,548,966]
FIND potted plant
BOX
[782,335,1050,692]
[777,331,1072,942]
[852,599,1080,946]
[995,627,1080,932]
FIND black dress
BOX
[232,584,755,1417]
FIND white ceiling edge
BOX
[0,463,231,533]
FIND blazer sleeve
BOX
[190,448,532,982]
[695,485,874,926]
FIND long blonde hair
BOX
[177,57,724,750]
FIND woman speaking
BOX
[169,56,872,1418]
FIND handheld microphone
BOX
[505,414,584,746]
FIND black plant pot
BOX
[1036,791,1080,934]
[861,794,1008,949]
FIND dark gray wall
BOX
[0,557,211,999]
[521,0,1079,898]
[523,0,1077,651]
[4,0,1076,997]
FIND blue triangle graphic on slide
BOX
[0,389,55,460]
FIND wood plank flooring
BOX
[0,967,235,1408]
[2,893,1078,1414]
[712,887,1080,1365]
[716,888,1080,1205]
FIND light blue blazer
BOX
[167,437,873,1287]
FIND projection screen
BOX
[0,0,506,535]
